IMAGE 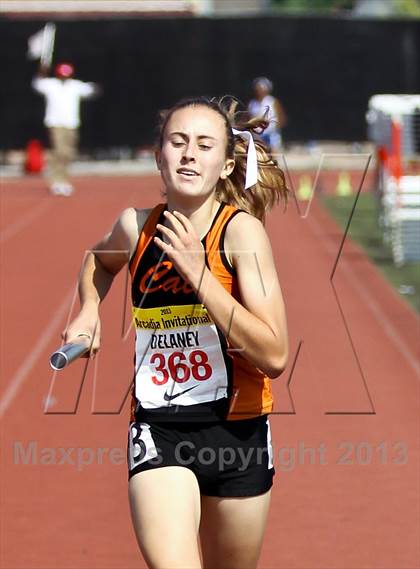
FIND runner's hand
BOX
[154,210,206,290]
[62,305,101,356]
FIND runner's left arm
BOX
[154,210,288,378]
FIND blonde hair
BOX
[158,96,289,223]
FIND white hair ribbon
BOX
[232,128,258,190]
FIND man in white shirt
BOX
[32,62,99,195]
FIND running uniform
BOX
[127,202,275,495]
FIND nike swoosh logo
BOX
[163,385,199,402]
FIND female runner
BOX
[64,96,289,569]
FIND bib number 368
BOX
[150,350,212,385]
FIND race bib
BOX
[132,304,228,408]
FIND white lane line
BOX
[0,288,74,417]
[0,200,51,245]
[305,212,419,376]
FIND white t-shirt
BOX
[32,77,96,128]
[248,95,278,133]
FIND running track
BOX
[1,175,418,569]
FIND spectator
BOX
[248,77,286,156]
[32,62,100,196]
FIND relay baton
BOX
[49,335,91,371]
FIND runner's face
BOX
[157,106,234,200]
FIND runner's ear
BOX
[221,158,235,180]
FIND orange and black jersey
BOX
[129,202,274,423]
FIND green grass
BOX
[320,193,420,313]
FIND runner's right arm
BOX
[63,208,147,350]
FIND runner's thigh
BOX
[200,491,271,569]
[129,466,202,569]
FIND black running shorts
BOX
[127,415,275,497]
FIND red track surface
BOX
[1,175,419,569]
